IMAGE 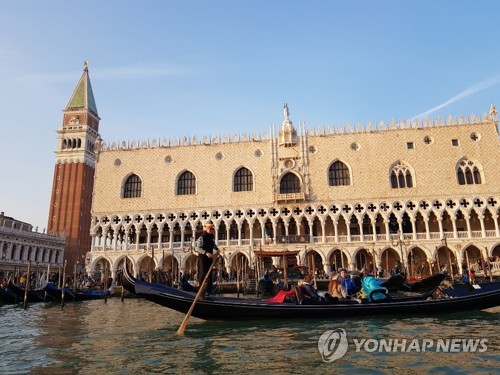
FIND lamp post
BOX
[392,231,409,275]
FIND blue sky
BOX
[1,1,499,230]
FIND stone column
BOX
[321,220,326,243]
[384,220,390,242]
[157,228,163,250]
[237,222,242,246]
[169,229,174,250]
[334,220,339,243]
[479,215,486,238]
[451,218,458,239]
[146,227,152,249]
[465,216,472,238]
[494,214,500,237]
[424,219,430,240]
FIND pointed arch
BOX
[328,160,351,186]
[389,160,414,189]
[123,173,142,198]
[233,166,254,192]
[456,158,483,185]
[279,172,301,194]
[177,170,196,195]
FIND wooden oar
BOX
[177,254,218,336]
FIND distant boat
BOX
[379,273,406,292]
[399,273,447,293]
[44,283,106,302]
[0,288,17,304]
[122,263,500,321]
[6,281,51,303]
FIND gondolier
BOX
[196,223,219,295]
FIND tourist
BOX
[196,223,219,294]
[328,273,347,299]
[338,268,357,295]
[300,275,321,300]
[377,264,384,278]
[394,260,402,274]
[361,268,390,302]
[469,269,476,285]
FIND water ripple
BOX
[0,299,498,374]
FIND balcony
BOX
[91,229,499,253]
[275,192,306,203]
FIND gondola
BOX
[122,264,500,321]
[44,283,107,302]
[379,273,406,292]
[439,280,500,298]
[399,273,447,293]
[0,288,18,304]
[6,281,52,303]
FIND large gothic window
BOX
[123,174,142,198]
[328,161,350,186]
[280,173,301,194]
[457,159,482,185]
[390,161,413,189]
[234,167,253,192]
[177,171,196,195]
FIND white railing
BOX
[486,230,496,237]
[471,231,483,238]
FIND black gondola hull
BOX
[123,266,500,321]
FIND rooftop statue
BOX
[284,103,290,120]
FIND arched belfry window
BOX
[177,171,196,195]
[234,167,253,192]
[328,160,350,186]
[457,159,482,185]
[280,173,301,194]
[390,161,413,189]
[123,174,142,198]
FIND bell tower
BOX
[47,61,100,273]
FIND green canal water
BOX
[0,298,498,374]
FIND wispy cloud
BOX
[412,75,500,119]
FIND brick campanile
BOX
[47,61,100,273]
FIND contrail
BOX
[412,75,500,119]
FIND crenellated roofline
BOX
[96,110,498,153]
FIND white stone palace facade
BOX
[0,212,65,273]
[88,104,500,280]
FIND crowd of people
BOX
[296,267,391,304]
